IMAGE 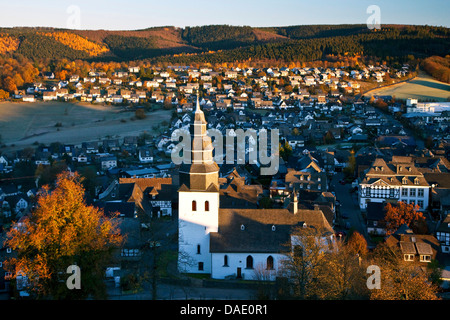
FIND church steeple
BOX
[179,90,219,191]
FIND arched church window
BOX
[192,200,197,211]
[246,255,253,269]
[205,201,209,211]
[266,256,274,270]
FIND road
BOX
[105,281,256,300]
[330,172,375,248]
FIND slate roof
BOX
[361,157,429,187]
[210,208,333,253]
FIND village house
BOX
[358,157,430,211]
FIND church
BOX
[177,96,334,281]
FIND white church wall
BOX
[211,252,287,281]
[178,191,219,274]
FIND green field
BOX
[0,101,172,150]
[363,72,450,102]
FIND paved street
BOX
[106,280,257,300]
[330,172,375,248]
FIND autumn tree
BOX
[135,108,147,120]
[279,227,331,299]
[346,231,369,258]
[2,76,17,92]
[4,171,124,299]
[383,201,426,235]
[0,89,9,100]
[35,160,68,187]
[279,141,293,161]
[369,243,440,300]
[343,150,356,179]
[316,240,369,300]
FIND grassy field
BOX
[0,101,172,150]
[363,71,450,102]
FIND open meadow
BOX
[363,71,450,102]
[0,101,172,150]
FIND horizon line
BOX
[1,22,448,32]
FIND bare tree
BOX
[279,226,332,299]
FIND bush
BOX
[135,108,146,120]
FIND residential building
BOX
[358,157,430,210]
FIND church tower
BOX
[178,93,220,274]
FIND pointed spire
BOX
[193,89,206,124]
[195,88,201,112]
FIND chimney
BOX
[314,204,320,211]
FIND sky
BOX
[0,0,448,30]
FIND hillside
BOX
[0,24,448,64]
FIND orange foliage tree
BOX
[383,201,426,235]
[369,243,440,300]
[4,171,124,299]
[0,89,9,100]
[346,231,368,257]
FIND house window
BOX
[404,254,414,261]
[192,200,197,211]
[205,201,209,212]
[418,189,424,197]
[223,255,229,267]
[417,200,424,208]
[198,262,204,271]
[420,255,431,263]
[402,178,408,185]
[266,256,274,270]
[409,188,416,197]
[401,188,408,197]
[197,244,201,254]
[246,255,253,269]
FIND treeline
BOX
[263,24,369,39]
[181,25,261,50]
[103,35,160,60]
[0,25,448,65]
[154,26,450,65]
[422,55,450,83]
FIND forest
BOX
[0,24,448,64]
[0,24,448,92]
[421,55,450,83]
